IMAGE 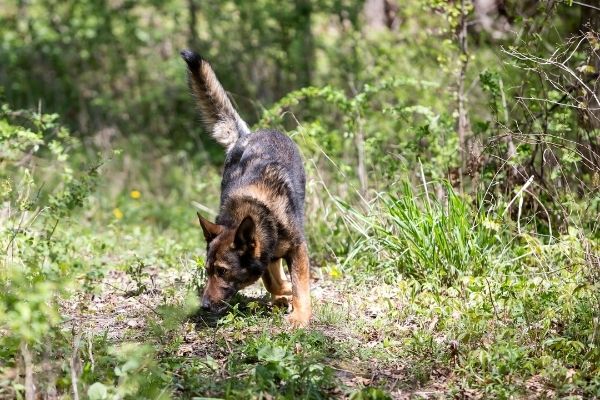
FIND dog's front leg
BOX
[262,259,292,308]
[285,243,311,327]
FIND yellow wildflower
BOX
[113,208,124,220]
[328,264,343,280]
[130,190,141,199]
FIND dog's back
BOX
[220,129,306,232]
[180,49,306,240]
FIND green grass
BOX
[339,182,504,283]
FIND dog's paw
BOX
[272,294,292,309]
[286,311,311,328]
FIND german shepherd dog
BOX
[180,50,311,327]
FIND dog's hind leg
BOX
[262,259,292,308]
[285,244,312,327]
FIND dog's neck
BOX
[218,195,278,262]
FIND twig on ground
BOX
[103,281,162,317]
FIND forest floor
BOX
[43,174,595,399]
[63,264,452,399]
[59,243,565,400]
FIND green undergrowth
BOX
[334,182,600,398]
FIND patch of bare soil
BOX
[62,265,456,398]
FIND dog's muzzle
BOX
[201,291,234,313]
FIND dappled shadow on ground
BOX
[189,291,275,329]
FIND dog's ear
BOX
[197,212,222,243]
[234,216,256,252]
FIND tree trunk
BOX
[578,5,600,170]
[188,0,200,49]
[294,0,314,88]
[457,0,471,187]
[364,0,399,31]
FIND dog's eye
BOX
[216,266,227,277]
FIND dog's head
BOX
[197,212,265,312]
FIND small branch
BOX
[419,159,432,210]
[515,96,600,110]
[503,175,535,217]
[573,1,600,12]
[524,189,553,241]
[20,342,35,400]
[70,331,82,400]
[355,118,368,199]
[484,277,500,322]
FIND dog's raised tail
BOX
[181,49,249,149]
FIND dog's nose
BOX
[201,297,211,311]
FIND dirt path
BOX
[63,263,452,399]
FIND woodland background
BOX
[1,1,599,399]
